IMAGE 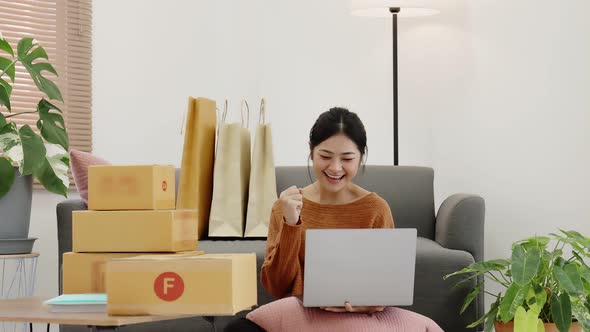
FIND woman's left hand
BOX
[321,302,385,314]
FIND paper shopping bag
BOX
[244,99,277,237]
[176,97,217,239]
[208,100,251,237]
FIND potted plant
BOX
[444,230,590,332]
[0,33,69,252]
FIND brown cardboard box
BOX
[176,97,216,239]
[62,251,200,294]
[88,165,175,210]
[106,253,257,316]
[72,210,198,252]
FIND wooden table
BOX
[0,297,197,331]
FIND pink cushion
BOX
[70,149,111,205]
[246,297,444,332]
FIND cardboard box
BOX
[88,165,175,210]
[177,97,216,239]
[106,253,257,316]
[62,251,203,294]
[72,210,198,252]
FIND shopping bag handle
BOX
[259,98,267,124]
[241,100,250,128]
[221,99,229,124]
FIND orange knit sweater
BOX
[260,192,395,299]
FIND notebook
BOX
[303,228,417,307]
[44,294,107,313]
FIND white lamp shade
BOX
[350,0,440,17]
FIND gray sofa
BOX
[56,165,484,332]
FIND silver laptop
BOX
[303,228,417,307]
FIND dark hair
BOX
[309,107,367,157]
[307,107,368,181]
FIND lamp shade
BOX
[350,0,440,17]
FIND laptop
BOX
[303,228,417,307]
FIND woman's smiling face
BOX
[311,133,362,193]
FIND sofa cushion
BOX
[69,149,110,205]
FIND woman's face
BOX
[311,133,362,193]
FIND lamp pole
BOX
[390,7,400,166]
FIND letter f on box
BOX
[154,272,185,301]
[163,277,175,294]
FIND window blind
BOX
[0,0,92,188]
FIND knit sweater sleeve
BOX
[260,201,304,299]
[373,197,395,229]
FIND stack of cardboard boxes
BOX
[63,165,257,316]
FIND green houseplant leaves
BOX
[0,34,69,199]
[445,231,590,332]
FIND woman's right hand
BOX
[279,185,303,225]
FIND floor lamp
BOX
[351,1,438,165]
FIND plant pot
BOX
[495,321,582,332]
[0,167,34,254]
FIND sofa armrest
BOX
[435,194,485,262]
[412,238,478,332]
[56,199,87,294]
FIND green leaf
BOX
[17,39,62,101]
[518,236,551,251]
[0,110,5,128]
[527,285,547,314]
[450,273,481,290]
[0,81,10,111]
[550,293,571,332]
[18,125,45,176]
[554,264,584,297]
[0,77,12,96]
[16,38,35,58]
[461,284,480,314]
[0,37,14,57]
[444,259,510,279]
[484,299,500,332]
[0,156,15,199]
[551,233,586,255]
[512,244,541,286]
[572,251,590,269]
[36,99,68,150]
[561,230,590,247]
[0,57,15,82]
[559,230,590,254]
[514,306,540,332]
[500,283,530,323]
[23,45,48,62]
[32,62,58,76]
[0,123,21,165]
[33,143,69,197]
[570,297,590,331]
[583,279,590,297]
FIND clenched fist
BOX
[279,185,303,225]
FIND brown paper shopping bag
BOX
[208,100,251,237]
[176,97,217,239]
[244,99,277,237]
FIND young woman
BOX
[225,107,441,332]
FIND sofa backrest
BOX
[275,166,436,239]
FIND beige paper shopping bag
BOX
[244,99,277,237]
[176,97,217,239]
[208,101,251,237]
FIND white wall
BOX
[29,0,590,319]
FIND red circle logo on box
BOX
[153,272,184,301]
[162,180,168,192]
